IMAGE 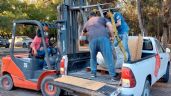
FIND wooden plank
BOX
[136,35,143,61]
[128,35,143,61]
[54,76,105,91]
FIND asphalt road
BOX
[151,67,171,96]
[0,88,41,96]
[0,48,171,96]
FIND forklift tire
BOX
[1,74,14,91]
[41,76,61,96]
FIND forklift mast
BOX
[58,0,86,55]
[58,0,114,56]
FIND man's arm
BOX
[30,42,37,56]
[30,37,38,56]
[80,23,88,40]
[106,22,114,40]
[115,13,122,27]
[81,23,87,36]
[116,19,121,27]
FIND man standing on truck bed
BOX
[104,11,131,62]
[81,11,118,81]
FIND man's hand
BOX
[110,36,115,42]
[107,12,113,18]
[40,47,44,51]
[116,19,121,27]
[33,48,37,56]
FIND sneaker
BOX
[91,73,96,78]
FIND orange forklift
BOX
[0,20,63,96]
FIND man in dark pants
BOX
[81,12,118,81]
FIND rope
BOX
[108,11,127,62]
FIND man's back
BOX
[83,17,110,42]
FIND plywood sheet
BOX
[128,35,143,61]
[54,76,105,91]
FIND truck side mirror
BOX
[166,48,170,53]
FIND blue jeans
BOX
[37,48,51,66]
[89,37,116,77]
[37,48,51,57]
[114,33,131,61]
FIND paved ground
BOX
[151,67,171,96]
[0,88,41,96]
[0,48,171,96]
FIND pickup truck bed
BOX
[65,52,121,85]
[52,52,121,95]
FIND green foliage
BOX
[0,0,62,37]
[88,0,170,37]
[121,1,140,35]
[0,0,170,40]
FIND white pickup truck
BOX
[52,37,170,96]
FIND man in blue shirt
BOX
[114,12,131,61]
[104,11,131,61]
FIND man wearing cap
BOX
[104,11,131,61]
[81,12,118,81]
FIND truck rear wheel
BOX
[41,76,61,96]
[1,74,14,91]
[141,80,151,96]
[162,64,170,83]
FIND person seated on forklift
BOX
[104,11,131,62]
[80,11,119,81]
[30,25,50,69]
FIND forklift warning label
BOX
[24,63,28,68]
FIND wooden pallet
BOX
[86,65,121,75]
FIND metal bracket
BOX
[70,3,111,10]
[97,3,104,17]
[79,7,87,23]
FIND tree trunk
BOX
[161,0,168,48]
[169,26,171,43]
[136,0,147,36]
[161,28,167,48]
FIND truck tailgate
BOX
[53,76,120,96]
